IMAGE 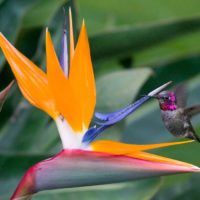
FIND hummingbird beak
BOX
[149,95,158,99]
[141,94,158,99]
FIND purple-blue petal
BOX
[94,95,150,126]
[94,106,129,121]
[82,82,171,145]
[59,9,69,78]
[94,101,142,121]
[83,95,150,144]
[82,125,110,145]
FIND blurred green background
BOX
[1,0,200,199]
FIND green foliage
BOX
[0,0,200,199]
[90,17,200,62]
[0,152,51,199]
[0,0,36,69]
[32,178,161,200]
[96,68,152,112]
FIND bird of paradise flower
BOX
[0,8,199,200]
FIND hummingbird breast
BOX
[161,108,190,137]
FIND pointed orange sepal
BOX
[46,29,83,132]
[128,151,195,168]
[0,33,57,118]
[69,21,96,130]
[91,140,195,168]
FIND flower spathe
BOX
[0,9,199,200]
[11,148,199,199]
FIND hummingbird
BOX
[151,83,200,142]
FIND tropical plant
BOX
[0,0,200,199]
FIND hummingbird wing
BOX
[184,104,200,119]
[174,83,187,108]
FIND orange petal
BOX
[69,21,96,129]
[91,140,193,154]
[127,151,195,168]
[69,7,74,61]
[46,29,83,132]
[0,33,57,118]
[91,140,195,167]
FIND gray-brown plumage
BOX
[152,83,200,142]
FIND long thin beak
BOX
[150,95,158,99]
[141,94,158,99]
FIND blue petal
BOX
[82,126,96,140]
[94,100,142,121]
[82,82,172,145]
[59,9,69,78]
[83,96,150,145]
[94,105,130,121]
[94,95,150,126]
[82,125,110,145]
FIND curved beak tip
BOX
[150,95,158,99]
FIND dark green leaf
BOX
[0,151,51,199]
[22,0,67,29]
[152,174,200,200]
[96,68,152,112]
[90,17,200,62]
[139,53,200,96]
[0,0,36,70]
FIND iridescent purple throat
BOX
[160,92,177,111]
[160,104,177,111]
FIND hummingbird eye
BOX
[163,96,169,100]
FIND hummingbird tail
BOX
[195,135,200,143]
[187,132,200,143]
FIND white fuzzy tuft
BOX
[55,116,87,149]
